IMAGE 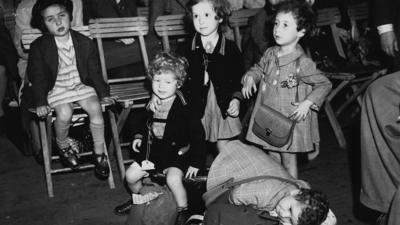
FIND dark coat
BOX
[178,33,245,119]
[27,30,109,107]
[83,0,137,25]
[372,0,400,70]
[0,24,18,80]
[136,92,206,170]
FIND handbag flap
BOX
[253,105,294,138]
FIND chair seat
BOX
[110,82,150,104]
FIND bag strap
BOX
[221,175,301,190]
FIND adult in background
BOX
[0,5,19,136]
[360,0,400,224]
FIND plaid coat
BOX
[244,45,332,152]
[207,140,309,211]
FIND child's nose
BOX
[55,17,62,25]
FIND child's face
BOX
[191,1,222,38]
[273,12,305,49]
[275,194,305,225]
[152,71,179,100]
[42,5,70,37]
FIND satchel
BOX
[251,57,301,148]
[125,180,178,225]
[252,105,296,147]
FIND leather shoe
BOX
[114,199,133,216]
[175,209,190,225]
[94,153,110,179]
[58,146,79,169]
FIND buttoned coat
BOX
[135,92,206,170]
[27,30,109,107]
[178,33,245,119]
[245,46,332,152]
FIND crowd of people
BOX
[0,0,398,225]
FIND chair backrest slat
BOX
[137,7,149,17]
[315,7,345,59]
[348,2,369,21]
[89,17,149,83]
[154,14,188,51]
[21,26,90,50]
[229,8,259,51]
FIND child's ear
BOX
[297,28,306,38]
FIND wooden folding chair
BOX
[89,17,151,180]
[228,8,259,51]
[154,14,189,52]
[21,26,116,197]
[312,7,386,149]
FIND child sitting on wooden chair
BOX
[28,0,114,177]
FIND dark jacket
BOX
[27,30,109,107]
[0,24,18,80]
[83,0,137,25]
[178,33,245,119]
[136,92,206,169]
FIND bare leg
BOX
[165,167,187,208]
[217,140,229,153]
[125,164,148,193]
[53,103,74,149]
[282,153,298,179]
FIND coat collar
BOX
[271,44,304,67]
[190,32,226,56]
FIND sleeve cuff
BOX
[377,24,394,35]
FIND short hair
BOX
[186,0,231,29]
[31,0,73,33]
[147,51,189,87]
[295,188,329,225]
[275,0,316,37]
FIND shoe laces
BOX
[67,138,81,155]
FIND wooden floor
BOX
[0,111,378,225]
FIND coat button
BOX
[171,142,176,146]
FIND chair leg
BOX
[107,108,130,155]
[324,102,347,149]
[39,118,54,197]
[108,110,125,180]
[103,143,115,189]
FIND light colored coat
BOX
[244,45,332,152]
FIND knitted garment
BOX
[151,95,176,139]
[47,34,97,107]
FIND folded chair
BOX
[228,8,259,51]
[311,7,387,149]
[21,26,116,197]
[154,14,189,52]
[89,17,151,180]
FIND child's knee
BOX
[55,105,73,121]
[166,168,184,186]
[125,166,146,184]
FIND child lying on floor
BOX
[206,139,337,225]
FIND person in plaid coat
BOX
[242,1,331,178]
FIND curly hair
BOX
[295,188,329,225]
[31,0,73,33]
[275,0,316,37]
[186,0,231,29]
[147,51,189,87]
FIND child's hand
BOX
[290,100,313,122]
[242,76,257,99]
[146,94,161,113]
[36,105,51,117]
[226,99,240,117]
[101,96,116,105]
[132,139,142,153]
[185,166,199,179]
